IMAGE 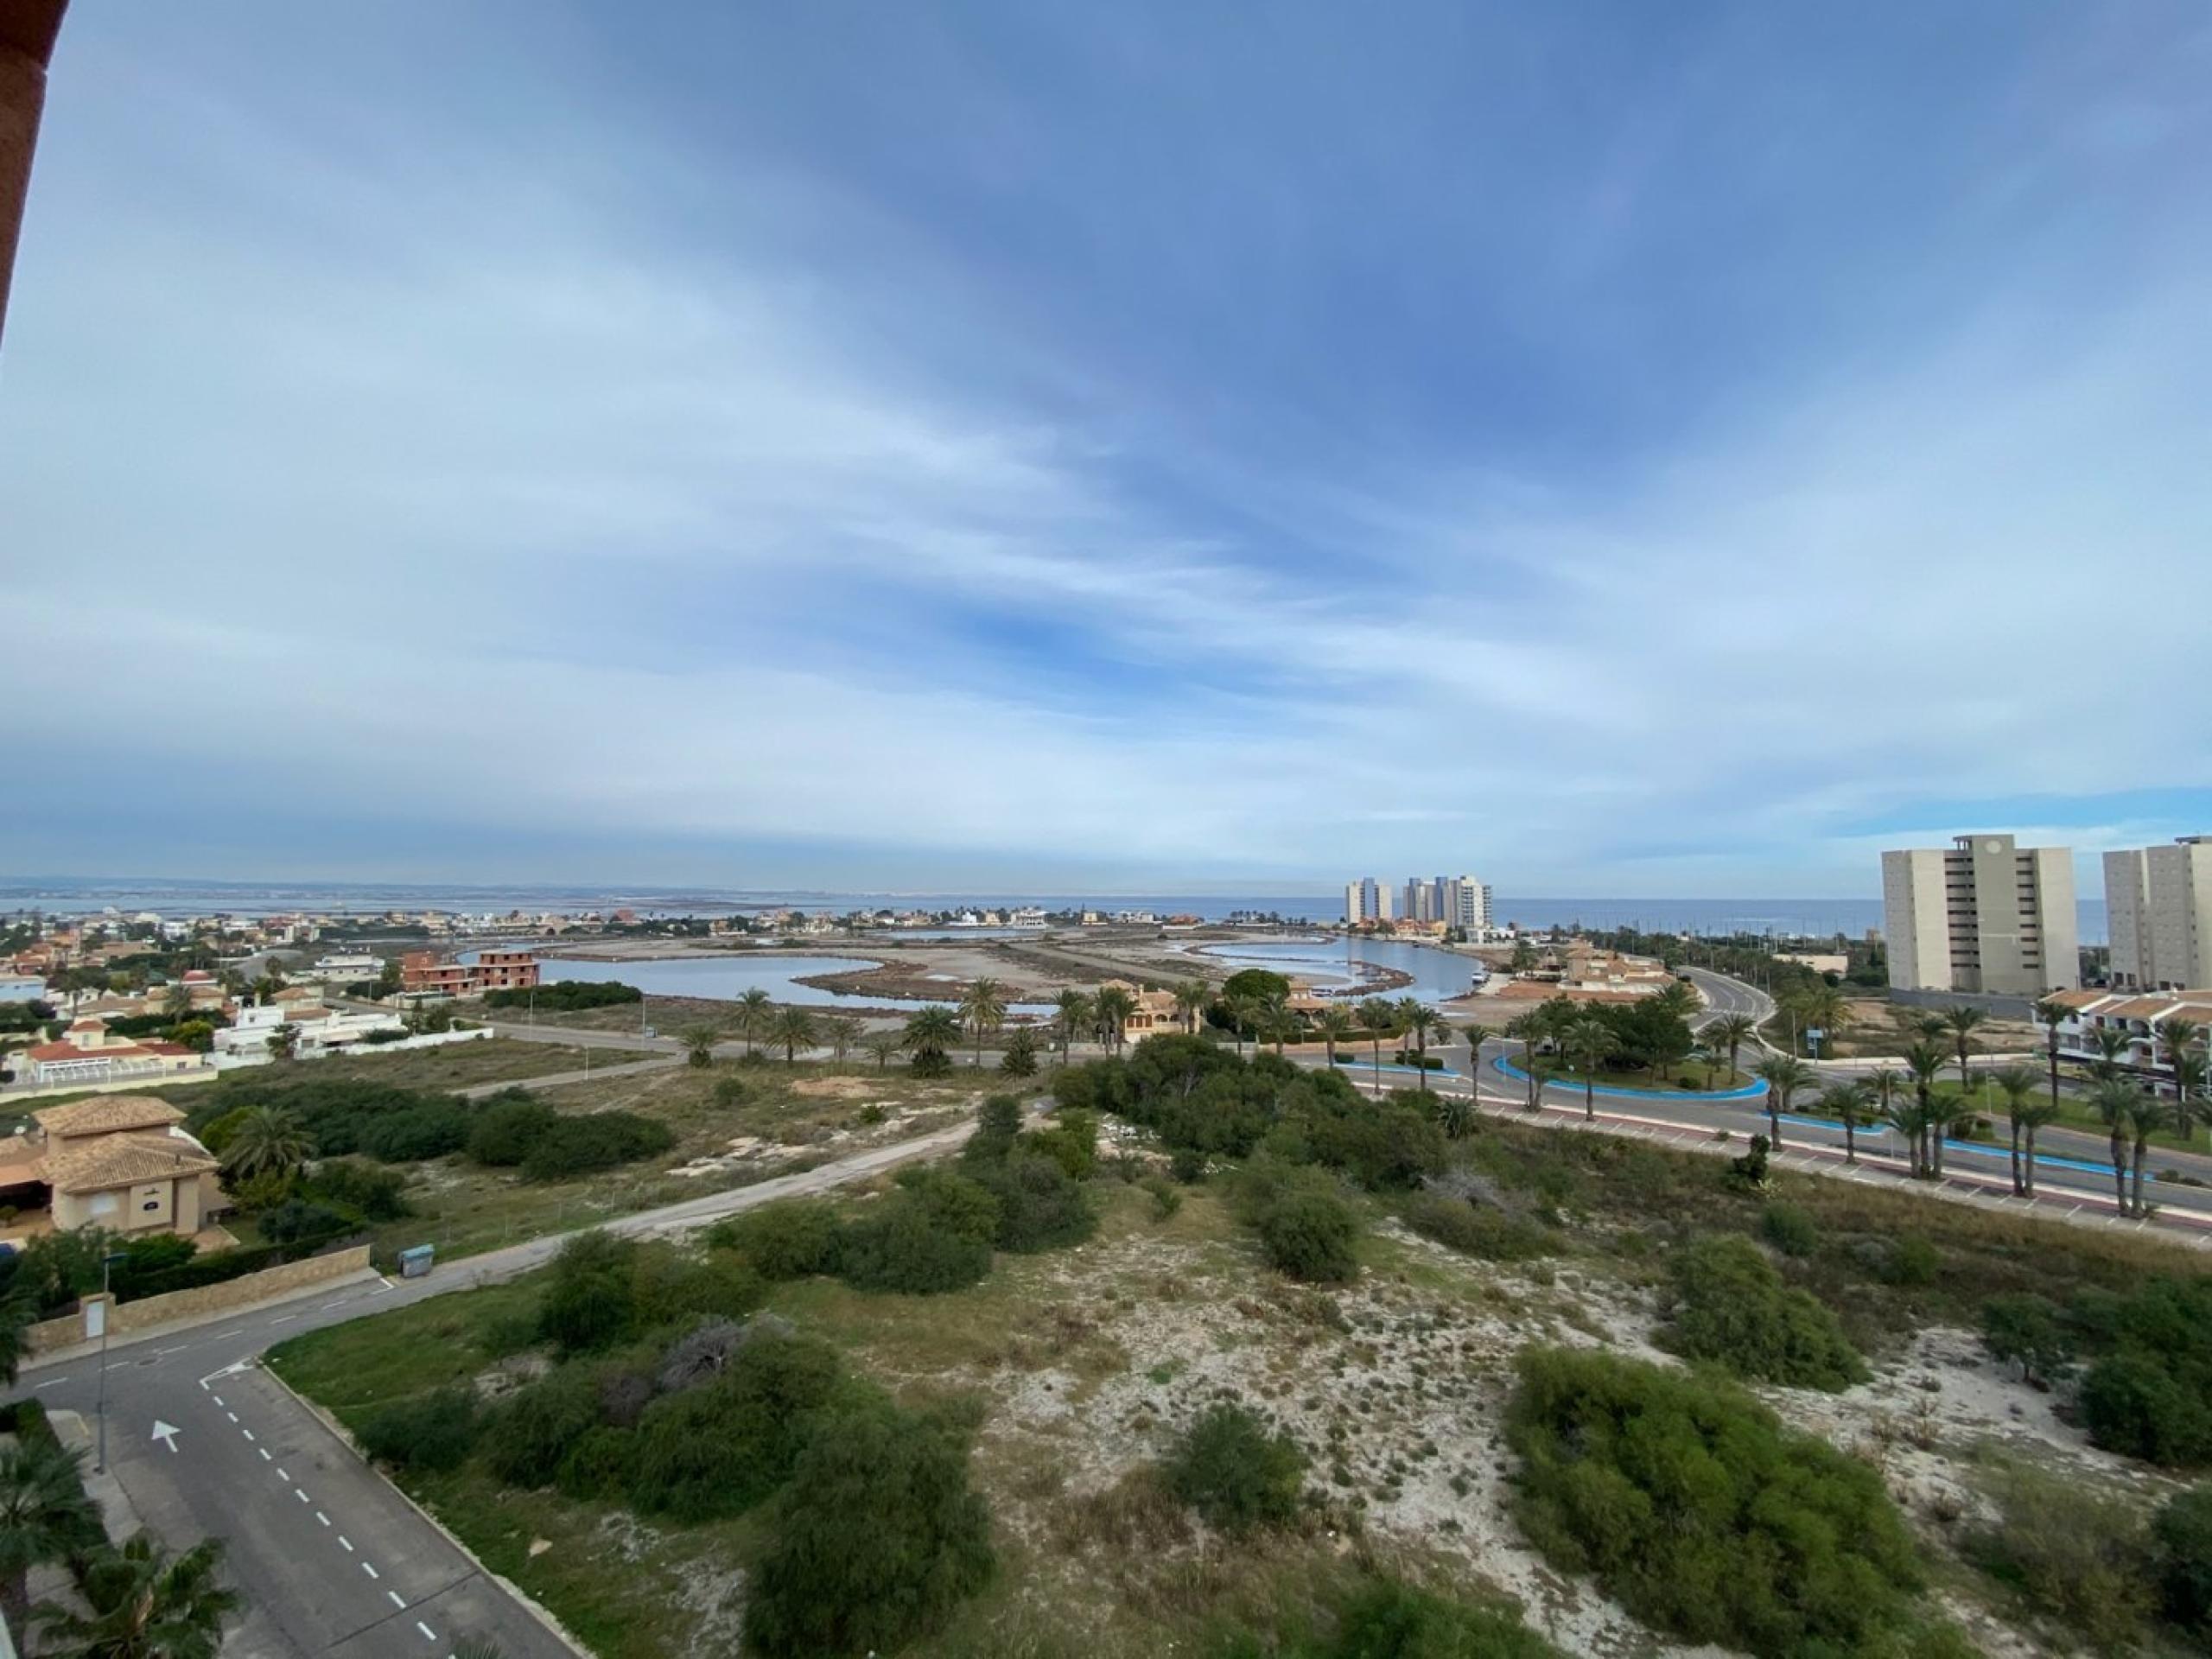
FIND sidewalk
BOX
[23,1266,383,1372]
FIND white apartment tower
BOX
[1344,877,1393,925]
[1882,834,2079,996]
[2105,837,2212,990]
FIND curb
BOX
[257,1363,595,1659]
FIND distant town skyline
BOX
[3,5,2207,891]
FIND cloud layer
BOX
[4,2,2209,894]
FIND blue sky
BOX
[3,2,2209,896]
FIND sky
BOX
[3,3,2209,898]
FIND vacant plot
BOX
[300,1038,593,1090]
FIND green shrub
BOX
[839,1193,993,1295]
[1026,1109,1098,1180]
[556,1425,639,1501]
[743,1403,995,1656]
[627,1332,845,1522]
[969,1153,1095,1253]
[302,1157,411,1221]
[1758,1201,1818,1258]
[896,1166,1002,1245]
[629,1251,764,1331]
[355,1386,478,1473]
[486,980,639,1011]
[1164,1402,1306,1533]
[711,1075,749,1108]
[2080,1351,2212,1466]
[1664,1233,1866,1390]
[1884,1233,1941,1287]
[709,1200,843,1280]
[2153,1484,2212,1638]
[1170,1146,1209,1184]
[482,1364,606,1488]
[537,1231,640,1355]
[1142,1175,1182,1221]
[1508,1346,1924,1656]
[1402,1194,1551,1262]
[257,1200,355,1245]
[465,1092,552,1166]
[1257,1189,1360,1284]
[518,1110,675,1181]
[1208,1577,1566,1659]
[1980,1293,2072,1387]
[1964,1462,2154,1649]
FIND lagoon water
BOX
[537,952,1058,1016]
[1179,936,1483,1003]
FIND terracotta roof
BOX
[35,1095,187,1137]
[41,1131,217,1196]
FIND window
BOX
[87,1192,118,1216]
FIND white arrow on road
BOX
[150,1421,181,1453]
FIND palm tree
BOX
[1708,1014,1757,1083]
[1902,1039,1949,1178]
[2159,1017,2204,1111]
[958,977,1008,1067]
[768,1006,817,1065]
[36,1534,241,1659]
[1357,998,1394,1087]
[999,1027,1039,1078]
[734,988,773,1057]
[2013,1088,2062,1198]
[818,1013,861,1065]
[1566,1014,1611,1120]
[1459,1022,1493,1076]
[1990,1063,2044,1196]
[1503,1012,1546,1111]
[0,1438,100,1635]
[1651,979,1700,1023]
[1262,988,1293,1056]
[1943,1005,1987,1092]
[2089,1024,2133,1083]
[2090,1078,2142,1216]
[1884,1090,1934,1180]
[1172,980,1209,1034]
[0,1287,35,1390]
[1092,986,1136,1055]
[1396,998,1435,1090]
[683,1027,715,1068]
[2031,995,2072,1117]
[1432,1093,1474,1140]
[864,1031,900,1071]
[1788,984,1848,1057]
[1053,988,1093,1066]
[2176,1053,2211,1156]
[1752,1054,1812,1150]
[219,1107,315,1184]
[1315,1007,1356,1066]
[902,1005,961,1076]
[1821,1080,1871,1165]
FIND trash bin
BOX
[397,1244,435,1279]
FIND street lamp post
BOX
[94,1248,126,1472]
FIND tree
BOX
[1396,999,1437,1091]
[1052,989,1092,1065]
[1991,1063,2044,1196]
[818,1013,861,1065]
[36,1534,241,1659]
[1566,1014,1611,1121]
[734,988,773,1057]
[683,1027,715,1068]
[903,1006,961,1077]
[1431,1092,1474,1141]
[0,1438,101,1635]
[1509,937,1536,975]
[263,1022,300,1063]
[1902,1039,1948,1179]
[1460,1021,1493,1075]
[1314,1007,1355,1065]
[1164,1403,1306,1532]
[1357,999,1394,1086]
[767,1007,817,1065]
[1751,1055,1812,1151]
[1172,979,1208,1034]
[957,977,1007,1067]
[1943,1004,1987,1092]
[2092,1078,2144,1217]
[1092,986,1136,1056]
[218,1107,315,1185]
[1820,1080,1869,1165]
[2031,995,2072,1119]
[1708,1013,1757,1083]
[864,1031,900,1071]
[1503,1012,1545,1112]
[2162,1017,2205,1115]
[998,1027,1038,1078]
[161,982,193,1021]
[0,1286,38,1389]
[2090,1025,2133,1083]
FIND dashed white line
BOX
[258,1448,271,1462]
[320,1298,353,1310]
[315,1511,330,1527]
[269,1314,297,1325]
[415,1622,436,1643]
[211,1395,224,1408]
[154,1344,191,1357]
[339,1535,354,1552]
[276,1468,289,1482]
[34,1379,67,1391]
[241,1428,255,1442]
[225,1412,238,1422]
[296,1488,309,1504]
[362,1561,379,1580]
[387,1590,406,1608]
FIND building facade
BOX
[16,1017,213,1089]
[398,948,540,998]
[1344,878,1394,926]
[1881,834,2079,995]
[2040,988,2212,1084]
[2104,837,2212,991]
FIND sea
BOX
[0,876,2112,944]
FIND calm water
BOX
[537,953,1058,1016]
[1177,937,1483,1003]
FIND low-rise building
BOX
[0,1095,223,1241]
[306,951,384,987]
[210,1000,410,1067]
[399,948,540,998]
[14,1017,213,1089]
[1101,979,1185,1044]
[0,972,48,1002]
[2037,988,2212,1083]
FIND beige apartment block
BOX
[2105,836,2212,991]
[1882,834,2078,996]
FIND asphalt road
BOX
[22,1110,995,1659]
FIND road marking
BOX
[416,1623,436,1642]
[276,1468,289,1482]
[242,1428,255,1441]
[362,1561,379,1580]
[225,1412,238,1422]
[320,1298,353,1310]
[258,1448,271,1462]
[388,1591,406,1608]
[211,1395,224,1408]
[35,1379,67,1391]
[270,1314,297,1325]
[215,1328,245,1338]
[339,1535,354,1552]
[296,1488,309,1503]
[155,1344,191,1357]
[315,1511,329,1526]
